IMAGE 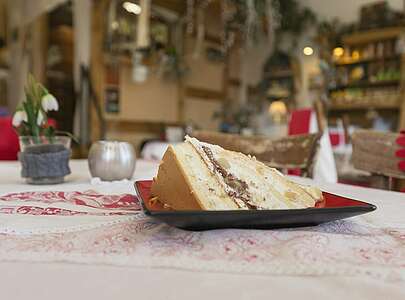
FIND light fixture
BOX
[303,46,314,56]
[268,101,287,124]
[123,1,142,14]
[333,47,344,57]
[111,21,119,30]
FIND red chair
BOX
[397,131,405,192]
[287,106,338,183]
[288,108,313,136]
[0,116,20,160]
[0,117,58,161]
[287,109,313,176]
[288,108,344,147]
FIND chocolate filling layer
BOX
[201,146,257,210]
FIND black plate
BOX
[135,180,377,231]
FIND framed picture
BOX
[0,1,7,49]
[105,87,120,113]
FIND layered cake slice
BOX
[151,136,322,210]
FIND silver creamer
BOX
[88,141,136,181]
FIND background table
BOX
[0,159,404,300]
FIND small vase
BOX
[88,141,136,181]
[18,136,72,185]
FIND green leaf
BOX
[44,126,55,143]
[56,130,79,144]
[38,83,49,95]
[23,99,39,140]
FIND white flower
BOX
[37,110,45,126]
[12,110,28,127]
[41,93,59,112]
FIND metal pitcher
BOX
[88,141,136,181]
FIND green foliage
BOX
[273,0,317,35]
[44,126,55,143]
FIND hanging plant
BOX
[219,0,278,53]
[273,0,316,36]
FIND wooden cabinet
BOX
[112,65,179,123]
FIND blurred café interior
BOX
[0,0,405,191]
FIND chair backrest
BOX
[288,108,313,135]
[0,117,59,161]
[288,101,327,136]
[352,130,405,182]
[0,116,20,160]
[192,130,322,177]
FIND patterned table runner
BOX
[0,191,404,283]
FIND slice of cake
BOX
[151,136,323,210]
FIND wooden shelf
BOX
[185,87,224,101]
[329,101,400,111]
[334,55,400,66]
[342,27,405,45]
[0,67,8,79]
[267,95,291,101]
[329,26,405,131]
[228,78,241,86]
[265,69,294,79]
[329,80,400,91]
[105,114,183,126]
[104,53,132,65]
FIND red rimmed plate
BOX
[135,180,376,231]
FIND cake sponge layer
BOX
[151,143,238,210]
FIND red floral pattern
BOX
[0,206,129,216]
[0,191,140,216]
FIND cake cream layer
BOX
[174,141,238,210]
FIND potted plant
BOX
[12,75,73,184]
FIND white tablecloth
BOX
[0,159,404,300]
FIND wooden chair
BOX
[313,99,327,135]
[192,130,322,178]
[352,130,405,191]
